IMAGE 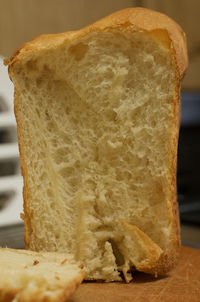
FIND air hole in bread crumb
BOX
[47,189,54,198]
[69,42,89,61]
[45,109,51,120]
[35,108,41,118]
[64,106,70,114]
[26,59,37,71]
[43,64,51,72]
[151,120,156,127]
[55,233,60,239]
[36,77,44,87]
[108,239,124,267]
[50,202,56,210]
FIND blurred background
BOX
[0,0,199,249]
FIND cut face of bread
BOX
[7,8,187,281]
[0,248,84,302]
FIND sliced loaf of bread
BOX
[7,7,188,281]
[0,247,84,301]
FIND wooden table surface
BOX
[69,246,200,302]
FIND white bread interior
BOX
[0,247,84,302]
[7,8,188,281]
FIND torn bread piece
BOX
[0,248,84,302]
[120,221,163,274]
[7,7,188,281]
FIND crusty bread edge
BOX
[6,7,188,277]
[0,247,85,302]
[5,7,188,78]
[0,276,83,302]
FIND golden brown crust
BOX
[93,8,188,77]
[6,7,187,277]
[13,88,31,249]
[121,221,164,275]
[6,7,187,78]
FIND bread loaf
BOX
[6,7,188,281]
[0,247,84,301]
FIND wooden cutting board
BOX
[69,246,200,302]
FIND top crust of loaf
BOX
[6,7,187,78]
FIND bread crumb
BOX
[33,260,39,266]
[61,258,68,265]
[122,267,133,283]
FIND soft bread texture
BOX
[7,8,188,281]
[0,248,84,302]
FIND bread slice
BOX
[6,7,188,281]
[0,247,84,302]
